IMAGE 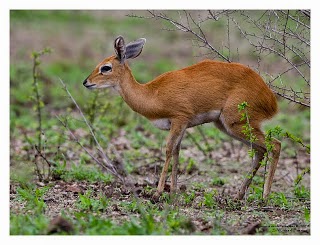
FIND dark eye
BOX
[100,65,112,73]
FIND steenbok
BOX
[83,36,281,200]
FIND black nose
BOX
[83,79,88,86]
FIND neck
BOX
[116,65,154,118]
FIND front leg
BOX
[156,118,187,196]
[170,139,184,194]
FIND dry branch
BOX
[57,78,125,182]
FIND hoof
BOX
[262,192,270,200]
[151,191,161,204]
[234,191,245,201]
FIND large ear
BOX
[125,38,146,60]
[114,36,126,64]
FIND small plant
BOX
[77,191,93,211]
[293,166,310,199]
[304,207,310,223]
[201,191,217,209]
[211,176,225,186]
[266,223,279,235]
[294,185,310,199]
[57,78,125,182]
[30,47,52,181]
[143,185,155,196]
[238,102,257,159]
[16,185,50,213]
[51,157,67,180]
[192,182,206,192]
[10,213,49,235]
[238,102,265,199]
[268,192,291,208]
[183,190,196,205]
[120,199,140,213]
[186,158,197,174]
[76,190,109,212]
[159,192,171,202]
[31,47,52,151]
[53,160,113,183]
[165,210,195,234]
[283,131,310,154]
[294,166,310,187]
[85,90,111,146]
[246,176,264,202]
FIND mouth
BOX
[84,83,97,89]
[99,84,114,89]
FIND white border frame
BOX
[2,0,318,243]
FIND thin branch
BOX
[57,78,125,181]
[186,131,207,157]
[146,10,231,62]
[282,10,289,56]
[279,10,310,29]
[230,12,310,107]
[35,145,52,168]
[58,79,111,163]
[56,115,124,181]
[268,85,310,107]
[299,10,310,18]
[34,145,51,180]
[237,12,310,69]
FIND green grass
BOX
[76,190,110,212]
[10,182,201,235]
[211,176,226,187]
[52,160,113,183]
[10,213,50,235]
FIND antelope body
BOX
[83,36,281,200]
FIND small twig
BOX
[294,167,310,186]
[227,13,231,59]
[35,145,52,168]
[279,10,310,29]
[87,90,100,146]
[186,131,207,156]
[299,10,310,18]
[56,115,124,181]
[282,10,290,56]
[58,78,112,162]
[34,145,51,180]
[177,173,199,184]
[146,10,231,62]
[197,127,211,151]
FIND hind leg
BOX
[235,148,265,200]
[230,124,267,200]
[263,138,281,198]
[216,114,277,200]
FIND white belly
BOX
[152,118,171,130]
[188,110,221,127]
[151,110,221,130]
